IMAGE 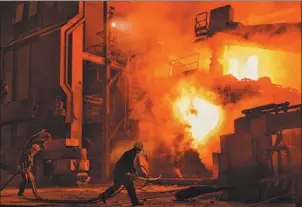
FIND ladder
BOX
[195,12,209,38]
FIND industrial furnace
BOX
[215,102,301,201]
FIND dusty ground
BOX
[0,185,296,207]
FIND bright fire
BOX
[224,46,259,80]
[227,55,259,80]
[173,89,221,147]
[223,45,301,90]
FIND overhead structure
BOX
[193,4,301,77]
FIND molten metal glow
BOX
[224,46,259,80]
[227,55,259,80]
[246,55,258,80]
[173,89,221,147]
[228,57,239,79]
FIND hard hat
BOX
[134,141,144,151]
[31,144,41,151]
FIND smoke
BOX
[109,2,301,176]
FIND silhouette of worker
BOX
[18,144,41,196]
[100,141,144,206]
[18,130,52,197]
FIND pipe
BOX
[63,16,85,118]
[82,52,123,70]
[60,1,84,123]
[107,118,124,143]
[106,72,121,114]
[82,52,105,65]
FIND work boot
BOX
[132,202,144,206]
[17,192,24,197]
[98,194,107,204]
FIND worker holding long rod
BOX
[99,142,145,206]
[0,129,52,198]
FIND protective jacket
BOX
[113,148,137,180]
[19,150,35,171]
[101,148,142,206]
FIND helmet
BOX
[134,141,144,151]
[31,144,41,152]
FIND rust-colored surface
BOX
[0,3,301,204]
[0,185,296,206]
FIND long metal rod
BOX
[247,192,293,207]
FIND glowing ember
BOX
[173,89,221,147]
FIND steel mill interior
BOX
[0,1,301,207]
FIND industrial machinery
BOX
[35,139,89,186]
[193,4,301,76]
[214,102,301,201]
[194,4,241,40]
[0,2,129,186]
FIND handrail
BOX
[170,53,199,64]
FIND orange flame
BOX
[173,87,222,148]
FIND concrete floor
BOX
[0,185,296,207]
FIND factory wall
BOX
[0,1,79,184]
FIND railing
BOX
[169,53,200,76]
[242,102,302,117]
[83,94,103,123]
[195,12,209,37]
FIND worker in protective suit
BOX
[17,129,52,196]
[0,130,52,197]
[99,141,144,206]
[18,144,41,196]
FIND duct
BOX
[60,1,84,123]
[82,52,124,70]
[82,51,105,65]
